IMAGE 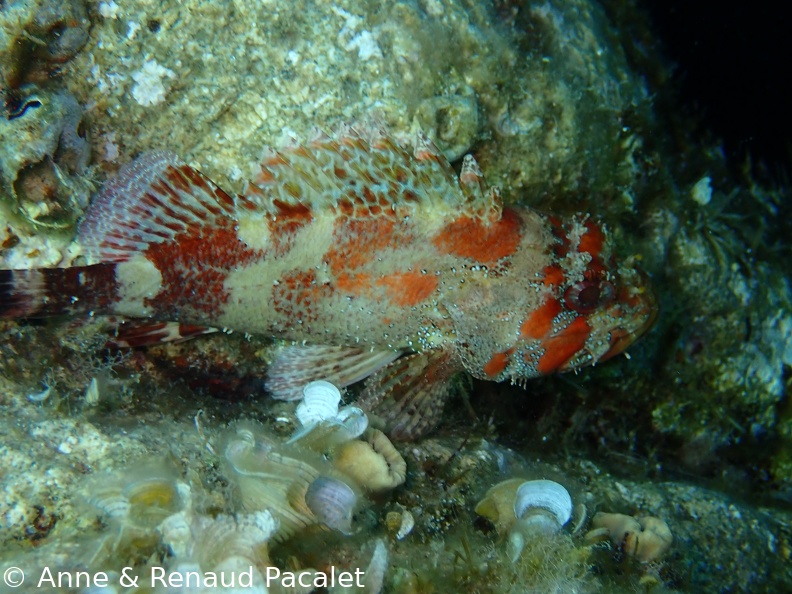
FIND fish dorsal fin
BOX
[243,126,503,223]
[78,151,240,262]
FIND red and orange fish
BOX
[0,128,656,439]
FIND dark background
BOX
[644,2,791,172]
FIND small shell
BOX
[304,475,357,535]
[336,406,369,439]
[27,385,52,403]
[396,510,415,540]
[84,377,100,405]
[513,479,572,533]
[507,479,573,562]
[296,380,342,426]
[362,538,389,594]
[287,405,369,450]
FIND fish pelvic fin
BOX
[356,348,460,441]
[265,344,402,400]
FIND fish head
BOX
[457,214,657,382]
[543,254,657,372]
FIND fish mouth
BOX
[599,277,658,362]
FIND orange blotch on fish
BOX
[432,208,522,264]
[376,272,439,307]
[578,220,605,258]
[336,272,372,295]
[541,264,565,288]
[535,316,591,374]
[483,349,513,377]
[325,218,397,273]
[520,298,562,340]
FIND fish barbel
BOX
[0,128,656,439]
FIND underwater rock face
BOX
[0,0,90,87]
[60,0,648,204]
[0,85,91,228]
[414,88,480,162]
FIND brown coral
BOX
[587,512,673,563]
[333,429,407,493]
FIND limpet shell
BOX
[288,405,369,450]
[336,406,369,439]
[474,478,524,534]
[296,380,342,426]
[507,479,573,563]
[513,479,573,533]
[304,475,357,535]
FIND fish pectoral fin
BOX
[355,348,460,441]
[108,321,218,348]
[264,344,402,401]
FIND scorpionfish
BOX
[0,128,656,439]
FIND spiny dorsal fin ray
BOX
[78,127,503,263]
[243,126,502,223]
[78,151,245,262]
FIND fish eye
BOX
[563,279,615,314]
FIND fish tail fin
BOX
[0,263,118,319]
